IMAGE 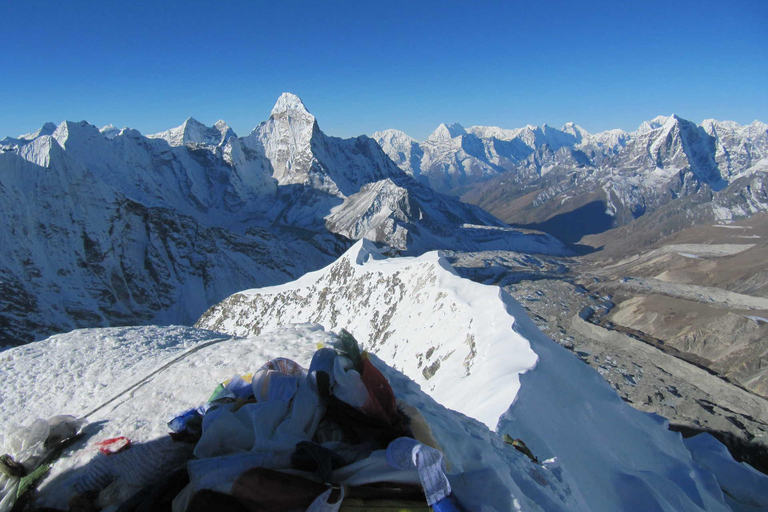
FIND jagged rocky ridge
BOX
[374,116,768,242]
[0,94,565,344]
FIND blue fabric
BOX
[432,494,468,512]
[167,406,204,434]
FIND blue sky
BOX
[1,0,766,140]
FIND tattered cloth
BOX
[168,333,459,512]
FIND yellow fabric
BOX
[397,400,450,470]
[222,373,254,386]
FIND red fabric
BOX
[360,354,400,426]
[96,436,131,455]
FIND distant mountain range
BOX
[374,116,768,243]
[2,94,764,343]
[0,94,564,344]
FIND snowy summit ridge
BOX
[192,239,764,512]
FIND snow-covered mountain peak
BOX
[243,93,323,190]
[256,92,317,146]
[213,119,237,142]
[325,179,416,248]
[561,122,591,144]
[197,238,540,426]
[667,113,682,124]
[183,117,205,129]
[370,129,424,180]
[748,120,768,136]
[466,125,522,140]
[655,114,686,137]
[427,122,466,142]
[170,116,205,135]
[99,124,122,140]
[13,133,60,167]
[271,92,311,117]
[562,121,589,135]
[213,119,231,132]
[587,127,630,149]
[638,114,672,133]
[19,122,57,141]
[372,128,417,145]
[52,120,104,148]
[119,127,143,139]
[701,119,742,132]
[446,122,466,136]
[148,117,234,147]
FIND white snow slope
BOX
[0,325,581,512]
[195,239,766,512]
[2,243,766,511]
